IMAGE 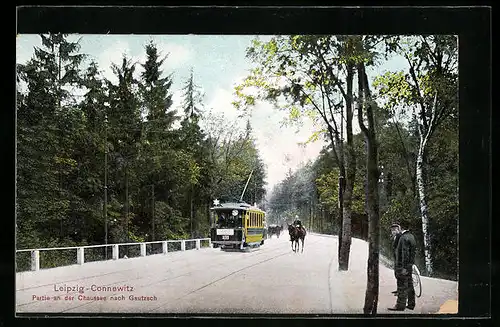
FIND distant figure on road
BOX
[388,223,417,311]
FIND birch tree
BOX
[375,35,458,275]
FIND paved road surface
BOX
[16,234,458,315]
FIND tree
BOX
[71,60,109,244]
[375,35,458,275]
[234,35,366,270]
[181,68,204,121]
[177,69,206,237]
[139,40,178,135]
[137,41,179,240]
[107,55,142,243]
[354,38,382,314]
[16,33,86,248]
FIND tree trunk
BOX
[338,61,355,271]
[190,185,194,238]
[357,61,381,315]
[151,184,155,241]
[125,166,129,243]
[58,43,62,110]
[207,201,211,234]
[309,205,313,231]
[416,141,433,275]
[338,177,344,259]
[339,184,353,270]
[363,138,381,315]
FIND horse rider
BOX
[290,215,303,241]
[293,215,302,228]
[388,222,417,311]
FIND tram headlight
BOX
[232,210,238,216]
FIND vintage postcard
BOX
[14,7,484,319]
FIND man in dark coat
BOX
[388,223,417,311]
[391,224,403,295]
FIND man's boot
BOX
[387,305,405,311]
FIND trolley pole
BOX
[151,184,155,241]
[104,113,108,259]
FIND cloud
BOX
[199,83,327,192]
[155,43,193,70]
[206,75,327,192]
[249,102,326,192]
[95,39,192,86]
[16,36,34,65]
[206,87,242,124]
[95,40,137,85]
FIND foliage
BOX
[16,34,268,262]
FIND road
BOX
[16,233,458,315]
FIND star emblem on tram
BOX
[213,199,220,206]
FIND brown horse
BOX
[287,223,306,253]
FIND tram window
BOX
[215,211,243,228]
[234,214,242,228]
[230,214,241,228]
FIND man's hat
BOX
[390,222,401,228]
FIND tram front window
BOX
[215,210,242,228]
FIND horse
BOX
[287,223,306,253]
[268,225,281,238]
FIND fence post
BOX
[31,250,40,271]
[162,241,168,254]
[140,243,146,257]
[196,239,200,250]
[181,240,186,251]
[112,245,119,260]
[208,238,212,248]
[77,247,84,265]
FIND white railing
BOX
[16,238,211,272]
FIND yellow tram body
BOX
[210,201,266,250]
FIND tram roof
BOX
[210,201,265,213]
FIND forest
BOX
[16,34,458,297]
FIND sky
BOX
[16,34,408,195]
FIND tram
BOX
[210,200,266,251]
[209,170,266,251]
